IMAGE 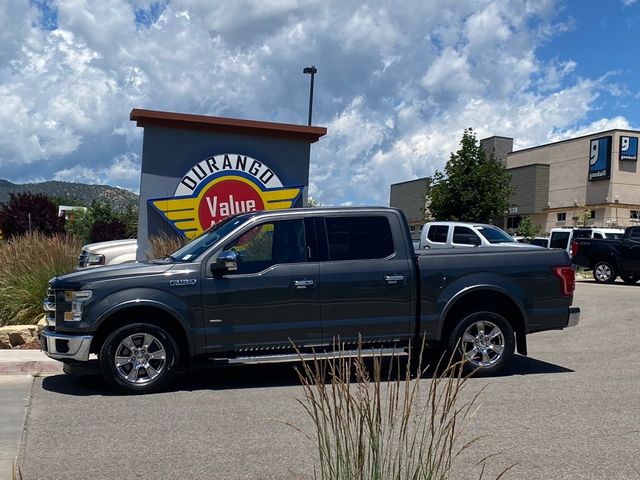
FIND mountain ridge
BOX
[0,179,138,212]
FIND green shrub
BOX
[0,233,81,326]
[89,218,128,243]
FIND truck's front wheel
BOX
[448,312,515,376]
[99,323,178,394]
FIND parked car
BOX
[42,207,579,394]
[77,239,138,269]
[548,227,625,256]
[419,221,538,249]
[572,226,640,284]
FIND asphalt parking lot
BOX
[17,280,640,479]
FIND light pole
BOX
[303,66,317,126]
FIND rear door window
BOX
[452,226,481,245]
[324,216,394,261]
[550,231,571,249]
[427,225,449,243]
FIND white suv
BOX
[548,227,625,255]
[419,222,538,249]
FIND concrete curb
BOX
[0,361,63,376]
[0,350,63,376]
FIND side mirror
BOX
[212,250,238,277]
[470,236,481,246]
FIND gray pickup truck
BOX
[42,207,580,393]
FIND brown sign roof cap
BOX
[130,108,327,143]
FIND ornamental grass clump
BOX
[295,345,504,480]
[0,232,81,326]
[146,232,188,260]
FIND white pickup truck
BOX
[419,221,537,250]
[76,239,138,269]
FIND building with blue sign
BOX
[390,129,640,234]
[482,130,640,232]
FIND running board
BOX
[227,348,408,365]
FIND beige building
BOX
[389,177,429,238]
[482,130,640,233]
[390,130,640,235]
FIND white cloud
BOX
[0,0,635,205]
[54,153,141,191]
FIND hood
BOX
[82,238,138,253]
[50,260,174,290]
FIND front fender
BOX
[88,288,195,349]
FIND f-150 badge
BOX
[150,154,302,239]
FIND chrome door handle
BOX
[293,279,315,288]
[384,275,405,284]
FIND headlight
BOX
[86,253,105,266]
[63,290,93,322]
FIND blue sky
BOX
[0,0,639,205]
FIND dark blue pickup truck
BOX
[42,207,580,393]
[572,225,640,284]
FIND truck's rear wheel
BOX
[448,311,515,376]
[99,323,178,394]
[593,261,617,284]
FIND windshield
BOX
[475,225,516,244]
[171,215,250,261]
[605,233,624,240]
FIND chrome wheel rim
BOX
[114,333,166,385]
[460,320,505,368]
[595,264,611,282]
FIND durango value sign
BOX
[150,154,303,239]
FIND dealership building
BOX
[390,129,640,234]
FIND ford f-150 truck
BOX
[572,225,640,284]
[41,207,580,394]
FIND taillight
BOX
[553,266,575,297]
[571,241,579,258]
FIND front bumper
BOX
[567,307,580,328]
[41,328,93,362]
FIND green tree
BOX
[427,129,513,222]
[121,204,139,238]
[515,216,541,240]
[574,204,591,227]
[307,196,323,207]
[64,208,92,241]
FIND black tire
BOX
[593,261,617,284]
[99,323,178,394]
[448,311,515,376]
[620,274,639,284]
